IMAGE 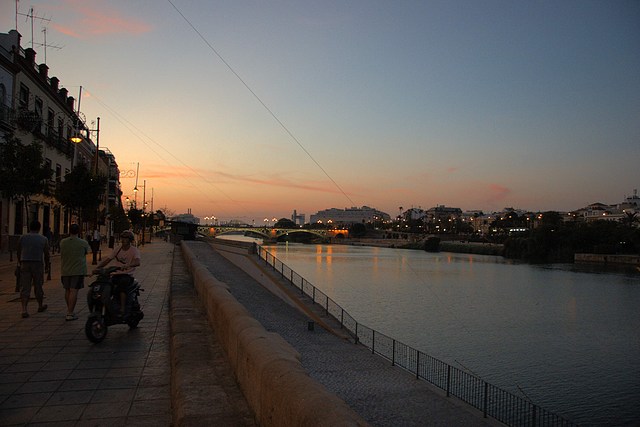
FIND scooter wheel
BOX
[85,317,107,343]
[127,311,143,329]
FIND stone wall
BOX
[574,253,640,266]
[180,242,368,427]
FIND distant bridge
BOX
[196,225,348,242]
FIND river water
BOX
[255,241,640,426]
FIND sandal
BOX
[37,305,48,313]
[66,314,78,321]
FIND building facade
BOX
[310,206,391,226]
[0,30,119,252]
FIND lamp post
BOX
[134,179,147,245]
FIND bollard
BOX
[307,321,315,331]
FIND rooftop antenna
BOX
[17,7,51,50]
[36,27,63,63]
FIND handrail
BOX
[256,244,577,427]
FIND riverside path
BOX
[0,237,496,426]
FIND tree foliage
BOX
[274,218,297,228]
[55,162,107,225]
[504,219,640,262]
[0,132,53,224]
[349,222,367,237]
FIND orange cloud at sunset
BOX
[486,184,511,204]
[50,0,152,38]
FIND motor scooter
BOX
[85,266,144,343]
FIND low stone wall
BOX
[180,242,368,427]
[575,253,640,266]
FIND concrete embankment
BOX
[575,253,640,266]
[179,241,368,427]
[438,241,504,256]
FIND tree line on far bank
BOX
[502,213,640,262]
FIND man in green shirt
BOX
[60,223,91,321]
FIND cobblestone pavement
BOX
[190,240,498,427]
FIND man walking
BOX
[17,220,50,318]
[60,223,91,321]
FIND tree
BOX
[349,222,367,237]
[0,132,53,227]
[109,202,131,234]
[274,218,297,228]
[55,162,107,228]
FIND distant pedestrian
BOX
[17,220,50,318]
[91,228,101,265]
[60,223,91,321]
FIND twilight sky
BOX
[3,0,639,222]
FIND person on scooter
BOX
[94,230,141,317]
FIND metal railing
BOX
[256,245,577,427]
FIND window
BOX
[57,117,63,141]
[34,97,43,119]
[47,109,54,135]
[34,97,43,133]
[19,83,29,108]
[55,164,62,182]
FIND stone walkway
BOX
[0,241,174,426]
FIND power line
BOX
[166,0,356,207]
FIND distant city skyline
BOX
[2,1,638,220]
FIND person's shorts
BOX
[61,275,84,290]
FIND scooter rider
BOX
[94,230,141,317]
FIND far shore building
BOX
[171,209,200,224]
[310,206,390,226]
[291,209,305,226]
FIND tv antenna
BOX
[35,28,63,63]
[18,7,50,49]
[15,7,62,63]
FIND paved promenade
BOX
[0,241,175,426]
[0,238,496,426]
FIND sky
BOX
[2,0,639,222]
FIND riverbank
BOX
[336,238,505,256]
[575,253,640,266]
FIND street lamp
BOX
[135,179,147,245]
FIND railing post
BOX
[312,287,315,302]
[483,381,488,418]
[446,365,451,397]
[372,330,375,354]
[355,323,359,344]
[325,297,328,315]
[340,308,344,328]
[392,340,395,366]
[416,351,420,379]
[532,405,537,426]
